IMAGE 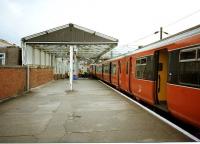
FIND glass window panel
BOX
[179,61,199,87]
[112,64,116,75]
[136,56,154,80]
[136,59,140,65]
[198,49,200,59]
[180,50,196,61]
[141,57,147,64]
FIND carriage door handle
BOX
[158,75,161,93]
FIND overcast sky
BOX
[0,0,200,53]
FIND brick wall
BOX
[0,66,54,100]
[29,67,53,88]
[0,66,26,100]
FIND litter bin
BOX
[73,75,78,80]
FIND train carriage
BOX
[130,25,200,127]
[91,25,200,128]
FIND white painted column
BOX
[32,47,35,65]
[39,49,41,66]
[69,45,74,90]
[49,54,51,67]
[24,43,30,91]
[21,41,24,65]
[44,52,46,66]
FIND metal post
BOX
[44,52,46,66]
[24,43,30,91]
[40,49,42,66]
[27,64,30,91]
[160,27,163,40]
[21,41,24,66]
[69,45,74,90]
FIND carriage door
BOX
[155,49,168,110]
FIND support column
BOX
[49,54,51,67]
[44,52,46,66]
[24,43,30,91]
[32,46,35,65]
[21,41,24,65]
[27,64,30,91]
[69,45,74,91]
[39,49,42,66]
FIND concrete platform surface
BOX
[0,79,192,142]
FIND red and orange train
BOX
[90,25,200,128]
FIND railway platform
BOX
[0,79,192,142]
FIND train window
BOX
[198,49,200,60]
[179,48,196,62]
[112,64,116,75]
[179,61,199,87]
[136,59,140,64]
[96,66,101,73]
[136,65,143,79]
[126,62,129,74]
[136,56,154,80]
[141,57,147,64]
[103,64,109,73]
[143,56,154,80]
[178,47,200,87]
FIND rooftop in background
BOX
[0,39,16,48]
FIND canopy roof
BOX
[22,23,118,61]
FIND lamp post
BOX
[154,27,169,40]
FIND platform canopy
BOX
[21,23,118,62]
[21,23,118,91]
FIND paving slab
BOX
[0,79,192,142]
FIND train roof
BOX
[105,24,200,62]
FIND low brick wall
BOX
[53,74,68,80]
[0,66,54,100]
[30,67,53,88]
[0,66,26,100]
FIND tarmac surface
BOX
[0,79,192,142]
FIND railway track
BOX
[99,80,200,142]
